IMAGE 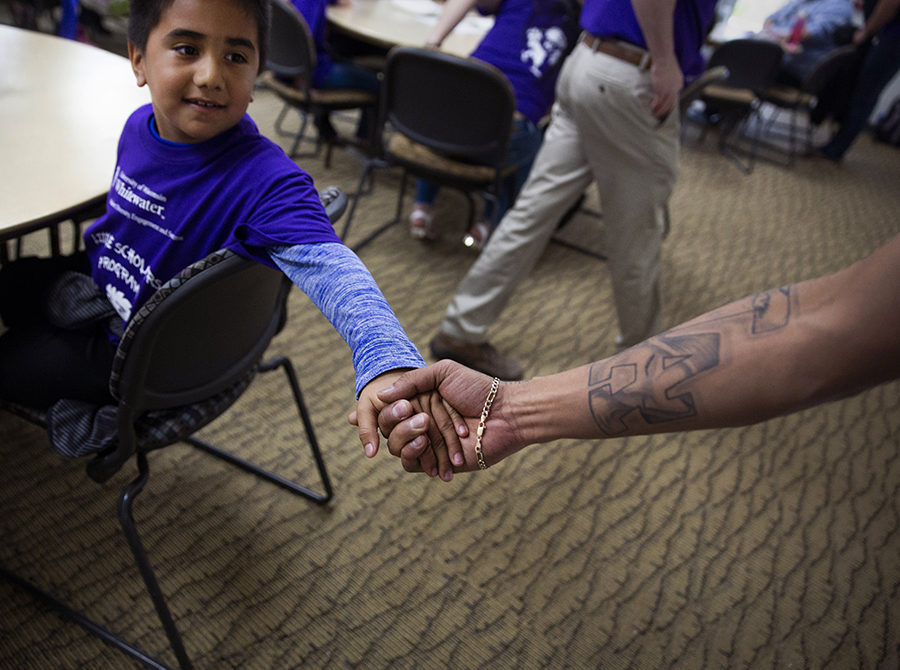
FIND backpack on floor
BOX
[873,96,900,146]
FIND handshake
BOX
[350,360,533,481]
[347,230,900,483]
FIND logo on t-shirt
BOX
[105,284,134,323]
[521,27,568,78]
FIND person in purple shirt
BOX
[288,0,381,141]
[408,0,579,249]
[424,0,718,382]
[0,0,461,481]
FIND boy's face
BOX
[129,0,260,144]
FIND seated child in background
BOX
[288,0,381,141]
[409,0,579,250]
[0,0,458,480]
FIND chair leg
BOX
[0,455,188,670]
[718,113,755,175]
[273,103,324,160]
[188,355,333,504]
[118,452,194,670]
[0,564,177,670]
[349,167,406,253]
[550,192,608,261]
[288,113,313,159]
[340,159,377,240]
[273,102,293,137]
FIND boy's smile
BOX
[129,0,260,144]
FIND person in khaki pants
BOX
[428,0,718,381]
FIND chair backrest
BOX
[802,45,858,95]
[111,184,348,412]
[707,38,784,93]
[680,65,729,115]
[112,250,289,413]
[379,46,517,167]
[267,0,317,90]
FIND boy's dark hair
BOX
[128,0,271,73]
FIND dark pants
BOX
[822,31,900,159]
[0,254,116,410]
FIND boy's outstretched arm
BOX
[268,242,463,479]
[377,233,900,473]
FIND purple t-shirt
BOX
[471,0,578,124]
[579,0,717,78]
[290,0,334,86]
[84,104,339,324]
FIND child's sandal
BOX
[409,209,438,241]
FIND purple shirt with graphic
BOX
[84,104,339,325]
[471,0,578,124]
[579,0,717,78]
[289,0,334,86]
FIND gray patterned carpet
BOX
[1,83,899,670]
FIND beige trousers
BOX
[441,40,680,348]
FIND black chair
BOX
[339,46,519,252]
[0,189,347,670]
[679,65,731,119]
[700,38,784,173]
[762,45,858,162]
[259,0,378,166]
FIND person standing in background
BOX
[425,0,718,382]
[812,0,900,160]
[408,0,580,249]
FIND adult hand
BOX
[352,369,465,481]
[649,57,683,120]
[376,360,526,474]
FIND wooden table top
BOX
[326,0,492,58]
[0,25,150,238]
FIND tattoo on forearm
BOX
[588,333,720,435]
[587,286,794,435]
[752,286,791,334]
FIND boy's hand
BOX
[351,369,466,481]
[375,361,522,474]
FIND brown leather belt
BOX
[579,32,652,70]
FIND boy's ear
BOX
[128,43,148,87]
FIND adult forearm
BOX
[631,0,677,62]
[862,0,900,40]
[509,237,900,446]
[427,0,479,46]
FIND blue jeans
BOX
[414,118,544,227]
[821,31,900,160]
[318,62,380,93]
[316,62,381,139]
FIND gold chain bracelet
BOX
[475,377,500,470]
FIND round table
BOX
[0,25,151,244]
[326,0,493,58]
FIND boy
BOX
[0,0,458,479]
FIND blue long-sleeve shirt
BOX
[269,243,426,397]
